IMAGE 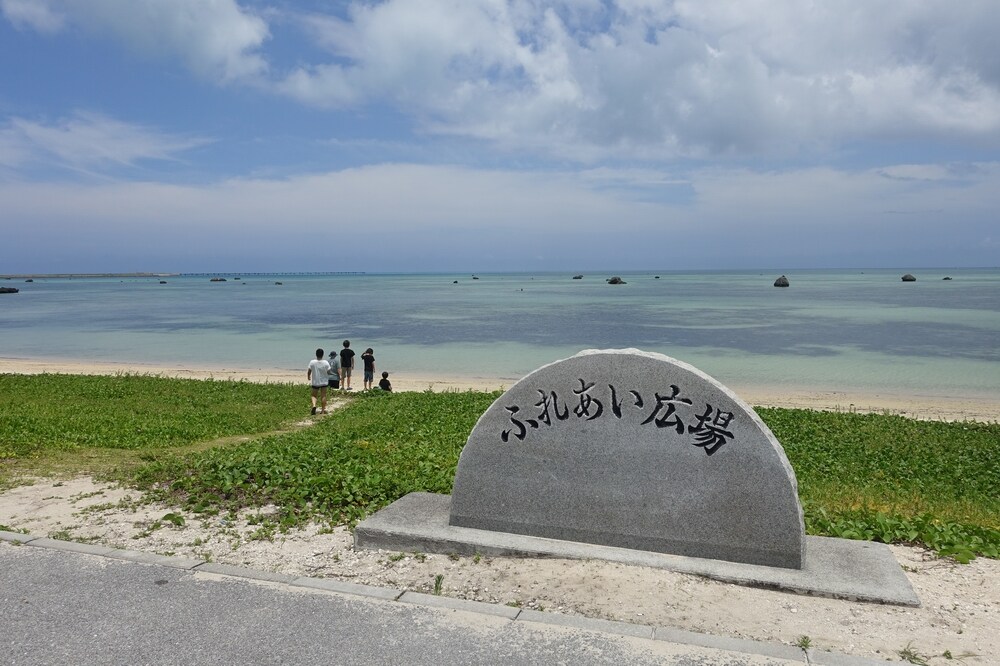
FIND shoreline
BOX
[2,356,998,422]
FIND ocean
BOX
[2,268,998,398]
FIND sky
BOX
[1,0,998,274]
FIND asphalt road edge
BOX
[1,529,894,665]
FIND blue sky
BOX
[1,0,998,273]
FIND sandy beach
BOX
[3,356,999,422]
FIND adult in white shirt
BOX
[307,348,332,415]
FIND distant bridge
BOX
[2,272,366,279]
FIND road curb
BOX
[1,530,894,665]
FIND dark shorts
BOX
[311,384,327,391]
[327,377,340,389]
[364,370,374,382]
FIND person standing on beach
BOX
[327,350,341,389]
[307,348,331,414]
[339,340,356,391]
[361,347,375,390]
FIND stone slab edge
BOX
[354,493,921,607]
[0,529,37,544]
[24,536,118,557]
[0,530,895,665]
[290,576,405,601]
[103,548,206,570]
[652,625,808,662]
[806,649,899,666]
[398,591,521,619]
[196,562,299,584]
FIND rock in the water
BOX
[773,275,790,287]
[274,281,283,285]
[572,275,583,280]
[210,277,227,282]
[606,276,626,285]
[901,274,916,282]
[0,287,19,294]
[159,280,167,284]
[943,276,953,281]
[654,276,660,279]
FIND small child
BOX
[339,340,355,391]
[361,347,375,390]
[378,371,392,392]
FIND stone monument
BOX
[449,349,805,568]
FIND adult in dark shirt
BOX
[339,339,356,391]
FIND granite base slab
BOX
[354,492,920,607]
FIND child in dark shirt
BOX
[361,347,375,390]
[378,371,392,392]
[339,340,355,391]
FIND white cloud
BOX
[6,1,1000,162]
[0,112,209,171]
[1,161,997,272]
[878,164,956,182]
[7,0,269,82]
[280,0,1000,159]
[1,0,65,33]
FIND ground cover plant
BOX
[2,375,997,560]
[761,408,1000,562]
[130,390,495,527]
[0,373,304,486]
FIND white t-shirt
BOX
[308,359,331,386]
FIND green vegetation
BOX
[130,391,494,527]
[0,373,303,483]
[897,642,930,665]
[2,375,998,561]
[762,408,1000,562]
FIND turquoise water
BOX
[1,269,998,397]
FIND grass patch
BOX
[762,408,1000,561]
[0,373,305,486]
[3,375,998,560]
[130,390,495,527]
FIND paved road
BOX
[1,537,889,665]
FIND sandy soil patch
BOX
[2,477,996,663]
